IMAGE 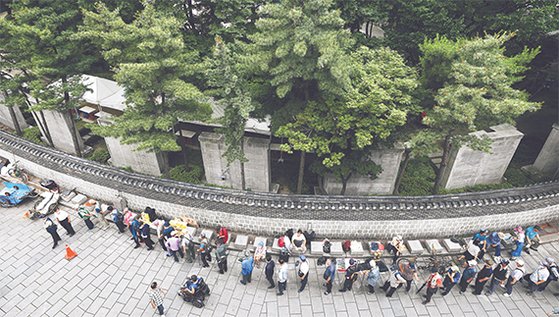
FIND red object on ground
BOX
[64,244,78,260]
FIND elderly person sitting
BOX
[254,241,267,268]
[291,229,307,253]
[387,236,404,264]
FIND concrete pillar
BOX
[199,132,270,192]
[323,145,405,195]
[0,94,28,131]
[34,109,84,155]
[103,136,168,176]
[530,124,559,178]
[441,124,524,190]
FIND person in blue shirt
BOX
[323,258,336,295]
[130,216,141,249]
[524,226,541,254]
[180,275,201,302]
[459,260,478,294]
[487,231,504,259]
[366,260,381,294]
[472,229,489,259]
[240,251,254,285]
[441,265,461,296]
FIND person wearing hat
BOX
[422,267,444,305]
[488,231,505,261]
[473,260,493,295]
[459,260,478,294]
[540,257,558,292]
[240,251,254,285]
[504,259,525,297]
[44,217,62,249]
[486,258,509,295]
[526,262,550,294]
[441,265,461,296]
[382,264,407,297]
[398,257,419,293]
[366,260,381,294]
[339,259,359,292]
[166,232,183,262]
[323,258,336,295]
[297,255,310,292]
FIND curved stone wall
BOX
[1,131,558,238]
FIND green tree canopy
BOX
[81,3,212,152]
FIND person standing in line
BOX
[524,226,541,255]
[382,267,407,297]
[459,260,478,294]
[109,207,126,233]
[277,258,288,296]
[441,265,461,296]
[215,239,228,274]
[297,255,310,293]
[366,260,381,294]
[93,201,109,229]
[166,232,183,262]
[77,205,96,230]
[141,220,155,250]
[240,251,254,285]
[130,215,141,249]
[510,226,525,260]
[55,208,76,236]
[472,260,493,295]
[526,262,550,294]
[472,229,489,259]
[488,232,505,262]
[339,259,359,293]
[265,254,275,289]
[152,219,166,252]
[44,217,61,249]
[504,259,525,297]
[398,258,419,293]
[459,239,481,262]
[148,282,166,317]
[540,257,558,292]
[182,232,196,263]
[198,236,211,268]
[422,268,444,305]
[486,259,509,295]
[323,258,336,295]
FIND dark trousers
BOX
[84,218,94,230]
[368,284,375,293]
[278,281,286,294]
[491,244,502,257]
[48,230,61,246]
[487,277,505,294]
[325,280,332,293]
[201,252,209,267]
[115,220,125,233]
[242,272,252,284]
[405,279,413,292]
[441,278,456,295]
[383,280,401,297]
[340,279,354,292]
[218,258,228,273]
[159,238,167,251]
[527,279,540,293]
[299,274,308,292]
[133,235,140,248]
[473,279,488,295]
[539,278,556,292]
[424,287,437,303]
[156,304,164,315]
[170,249,184,262]
[266,275,275,288]
[144,236,154,250]
[505,276,515,295]
[59,218,75,235]
[186,245,195,262]
[459,279,471,292]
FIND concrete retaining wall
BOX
[104,136,167,176]
[532,123,559,177]
[0,131,558,239]
[0,95,28,131]
[33,109,84,156]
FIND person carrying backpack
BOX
[459,260,478,294]
[540,257,558,292]
[382,268,407,297]
[441,265,461,296]
[505,259,525,297]
[473,260,493,295]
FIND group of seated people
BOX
[277,229,310,254]
[178,275,210,305]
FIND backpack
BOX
[377,260,389,273]
[278,236,285,248]
[285,229,294,240]
[303,230,316,247]
[342,240,351,253]
[323,240,331,253]
[279,248,289,262]
[317,256,327,266]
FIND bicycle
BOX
[7,160,30,183]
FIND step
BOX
[310,241,324,256]
[406,240,425,255]
[201,229,214,241]
[350,240,365,256]
[330,241,344,256]
[442,239,462,253]
[234,234,249,249]
[253,237,267,249]
[183,226,196,237]
[271,238,281,252]
[425,239,444,254]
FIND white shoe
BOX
[503,293,511,297]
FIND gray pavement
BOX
[1,201,559,317]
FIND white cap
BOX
[515,259,524,266]
[467,260,477,267]
[369,260,377,268]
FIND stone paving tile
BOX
[1,202,559,317]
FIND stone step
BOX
[406,240,425,255]
[425,239,444,254]
[310,241,324,256]
[234,234,249,249]
[253,237,267,249]
[442,239,462,253]
[350,240,365,256]
[330,241,344,256]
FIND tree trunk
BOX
[240,138,246,190]
[340,172,352,195]
[393,148,412,195]
[296,151,306,194]
[7,106,22,136]
[34,108,54,147]
[433,135,452,194]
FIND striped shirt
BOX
[149,288,164,306]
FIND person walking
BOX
[441,265,461,296]
[277,258,288,296]
[323,258,336,295]
[166,232,183,262]
[540,257,558,292]
[140,221,155,251]
[486,259,509,295]
[110,207,126,233]
[297,255,310,293]
[459,260,478,294]
[55,209,75,236]
[265,254,275,289]
[473,260,493,295]
[215,239,228,274]
[504,259,525,297]
[44,217,61,249]
[77,205,96,230]
[240,251,254,285]
[366,260,381,294]
[526,262,550,294]
[422,268,444,305]
[398,258,419,293]
[130,216,141,249]
[383,268,407,297]
[148,282,166,317]
[198,236,211,268]
[339,259,359,293]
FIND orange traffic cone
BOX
[23,211,30,218]
[64,244,78,260]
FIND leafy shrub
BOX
[165,164,203,184]
[398,157,436,196]
[22,126,44,145]
[87,148,110,164]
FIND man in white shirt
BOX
[291,230,307,253]
[297,255,310,293]
[527,263,550,294]
[505,259,525,297]
[277,259,288,296]
[55,209,76,236]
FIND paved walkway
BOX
[1,202,559,317]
